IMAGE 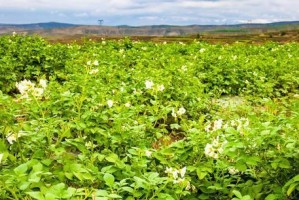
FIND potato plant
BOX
[0,34,299,199]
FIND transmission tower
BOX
[98,19,104,26]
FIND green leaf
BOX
[133,176,148,189]
[104,173,115,187]
[122,187,134,193]
[61,187,76,198]
[284,174,299,190]
[65,172,73,180]
[242,195,253,200]
[95,190,109,197]
[148,172,159,180]
[292,175,299,182]
[170,123,181,130]
[26,191,45,200]
[208,184,223,190]
[19,181,30,190]
[73,172,84,181]
[279,158,291,169]
[95,197,108,200]
[46,183,67,198]
[157,193,175,200]
[271,161,279,169]
[14,163,28,175]
[41,159,52,166]
[236,162,247,171]
[107,194,122,198]
[28,172,42,183]
[245,156,260,166]
[196,168,208,180]
[44,193,57,200]
[32,162,43,172]
[105,153,119,163]
[96,153,105,161]
[232,190,243,198]
[50,183,66,192]
[287,183,298,196]
[265,194,278,200]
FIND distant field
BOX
[44,29,299,44]
[1,21,299,44]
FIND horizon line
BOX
[1,20,299,27]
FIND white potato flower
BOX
[204,143,215,157]
[180,167,187,178]
[39,79,47,88]
[165,167,174,174]
[7,133,18,144]
[157,84,165,91]
[172,170,179,179]
[16,79,47,99]
[32,88,44,97]
[213,119,223,131]
[228,167,239,175]
[0,153,3,163]
[165,166,188,186]
[16,79,35,95]
[204,137,226,159]
[89,68,99,75]
[177,107,186,116]
[204,123,211,132]
[145,150,152,158]
[107,100,113,108]
[171,108,177,118]
[181,65,188,71]
[145,80,154,89]
[93,60,99,66]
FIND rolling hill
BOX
[0,21,299,39]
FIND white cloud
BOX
[74,12,89,18]
[179,0,231,8]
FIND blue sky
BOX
[0,0,298,25]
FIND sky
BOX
[0,0,298,26]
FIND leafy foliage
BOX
[1,34,299,199]
[0,35,70,94]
